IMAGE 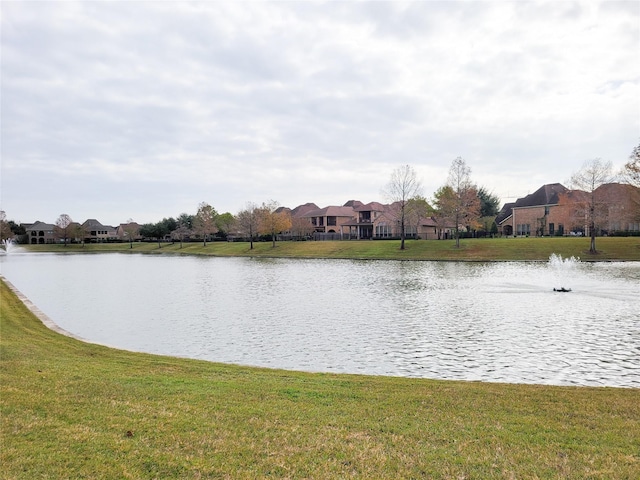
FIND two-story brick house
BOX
[497,182,640,236]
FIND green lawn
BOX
[1,279,639,479]
[21,235,640,261]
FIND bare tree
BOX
[290,216,315,240]
[173,214,193,249]
[436,157,480,248]
[570,158,614,254]
[258,200,292,248]
[405,195,433,240]
[0,211,12,242]
[73,222,88,247]
[122,219,139,249]
[383,164,423,250]
[54,214,74,246]
[622,143,640,187]
[194,202,218,246]
[235,202,260,249]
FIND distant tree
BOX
[73,222,88,247]
[177,212,194,230]
[122,219,139,249]
[54,214,74,246]
[139,222,166,248]
[216,212,235,239]
[432,185,455,240]
[405,195,433,239]
[382,164,423,250]
[159,217,177,244]
[435,157,480,247]
[161,217,177,234]
[477,187,500,217]
[173,214,193,248]
[290,216,315,240]
[258,200,292,248]
[622,143,640,187]
[570,158,614,254]
[235,202,260,249]
[9,220,26,237]
[194,202,218,246]
[0,211,12,242]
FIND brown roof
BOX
[513,183,568,208]
[303,206,354,218]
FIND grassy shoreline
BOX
[4,237,640,477]
[2,276,639,478]
[18,236,640,261]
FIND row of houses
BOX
[21,182,640,244]
[23,219,140,244]
[283,200,451,240]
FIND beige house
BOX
[24,221,56,244]
[82,219,117,242]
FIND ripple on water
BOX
[1,254,638,387]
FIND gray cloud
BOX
[1,1,638,225]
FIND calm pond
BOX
[1,252,639,387]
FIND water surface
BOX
[2,253,638,387]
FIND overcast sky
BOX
[2,1,638,226]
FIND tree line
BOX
[2,145,638,251]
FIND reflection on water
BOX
[1,253,639,387]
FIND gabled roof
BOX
[303,206,355,218]
[495,202,515,225]
[513,183,568,209]
[495,184,568,225]
[354,201,386,212]
[290,203,319,217]
[24,221,55,230]
[82,218,105,228]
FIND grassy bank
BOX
[21,236,640,261]
[1,280,639,479]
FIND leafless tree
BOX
[0,211,12,242]
[290,216,315,240]
[382,164,423,250]
[436,157,480,248]
[235,202,260,249]
[122,219,139,249]
[194,202,218,246]
[54,214,74,246]
[570,158,614,254]
[622,143,640,187]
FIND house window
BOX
[375,224,392,238]
[327,216,336,226]
[549,223,554,235]
[544,206,550,215]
